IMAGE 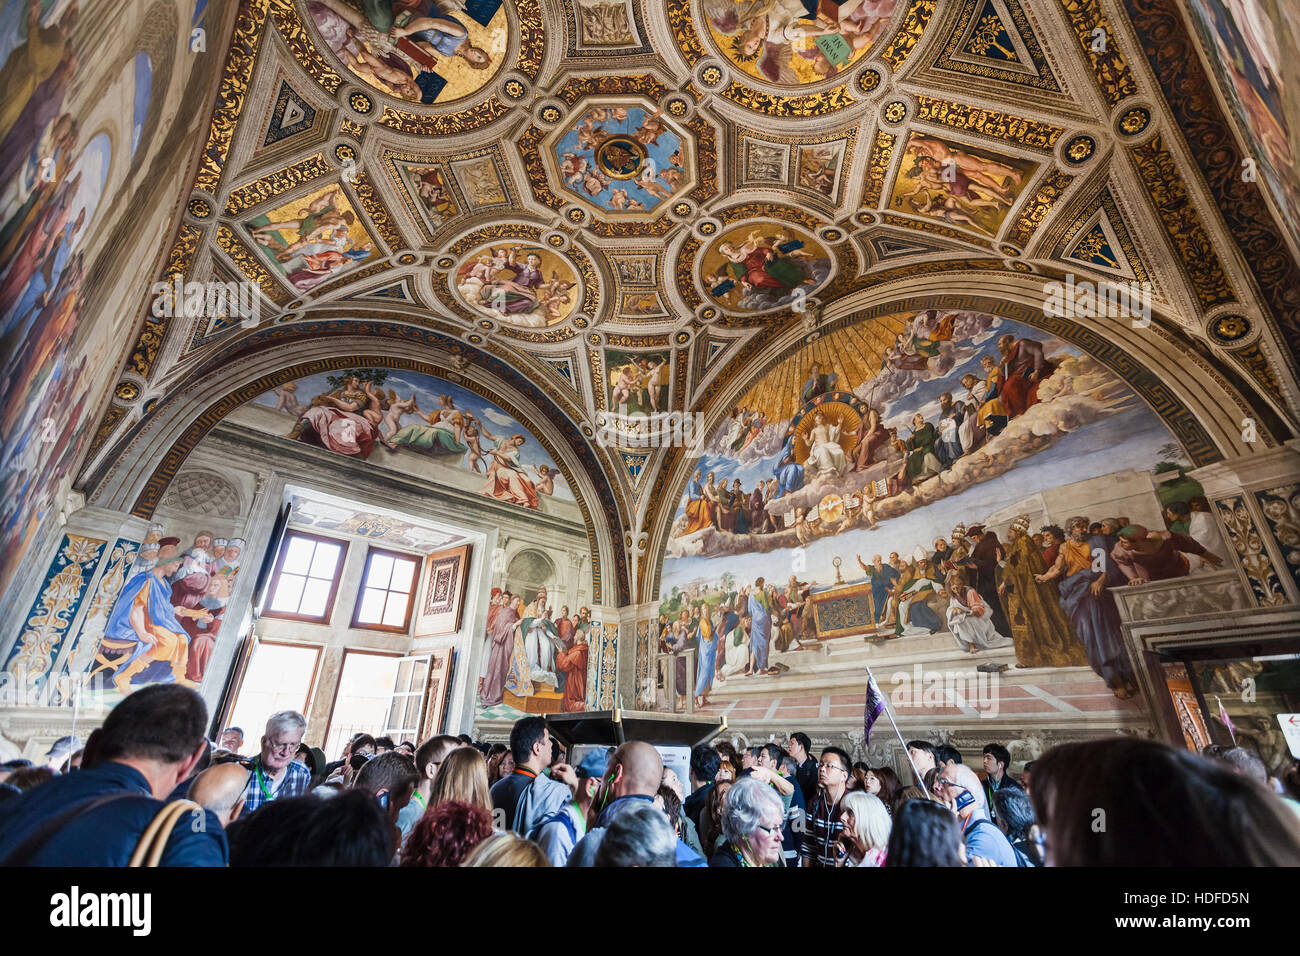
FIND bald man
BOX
[189,762,253,828]
[567,742,701,866]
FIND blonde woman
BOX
[839,790,891,867]
[461,832,551,867]
[429,746,492,817]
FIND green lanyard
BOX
[412,790,427,811]
[572,800,586,835]
[254,760,275,800]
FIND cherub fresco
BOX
[455,244,577,326]
[550,104,686,214]
[703,0,898,85]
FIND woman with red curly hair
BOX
[400,800,493,867]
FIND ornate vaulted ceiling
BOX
[81,0,1300,605]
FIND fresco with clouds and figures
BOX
[301,0,510,105]
[658,310,1229,717]
[246,368,572,509]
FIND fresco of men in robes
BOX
[479,587,591,715]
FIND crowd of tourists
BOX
[1,685,1298,866]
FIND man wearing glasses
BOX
[934,762,1018,867]
[799,746,852,867]
[239,711,311,817]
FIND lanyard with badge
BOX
[254,759,276,801]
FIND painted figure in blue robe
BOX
[747,581,772,671]
[102,540,204,692]
[694,613,716,704]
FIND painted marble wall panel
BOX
[1254,482,1300,594]
[2,534,106,698]
[1214,494,1288,606]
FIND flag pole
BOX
[865,666,929,796]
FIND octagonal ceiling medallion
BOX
[543,100,695,221]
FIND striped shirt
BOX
[799,791,845,867]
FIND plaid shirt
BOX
[238,758,311,816]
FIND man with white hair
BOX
[935,761,1018,866]
[238,711,310,817]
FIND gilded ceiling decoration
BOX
[81,0,1300,604]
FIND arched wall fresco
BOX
[649,300,1259,728]
[80,333,626,606]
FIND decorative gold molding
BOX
[881,0,936,72]
[125,222,202,377]
[1057,0,1138,105]
[348,168,404,251]
[222,153,331,215]
[914,96,1063,150]
[862,131,897,208]
[216,223,292,306]
[1007,169,1074,247]
[195,0,268,194]
[1130,135,1234,307]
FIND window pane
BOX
[395,659,412,694]
[324,653,401,757]
[356,587,386,624]
[299,576,333,618]
[228,643,318,750]
[310,542,342,580]
[269,573,305,613]
[382,592,409,628]
[404,694,422,731]
[367,553,394,590]
[409,658,428,691]
[282,536,315,574]
[387,696,403,732]
[391,558,417,593]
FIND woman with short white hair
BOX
[709,775,785,867]
[839,790,891,866]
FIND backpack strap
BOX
[2,792,138,866]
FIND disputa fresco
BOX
[660,310,1229,704]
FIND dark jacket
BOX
[490,767,540,834]
[0,762,227,866]
[795,757,818,805]
[683,780,712,834]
